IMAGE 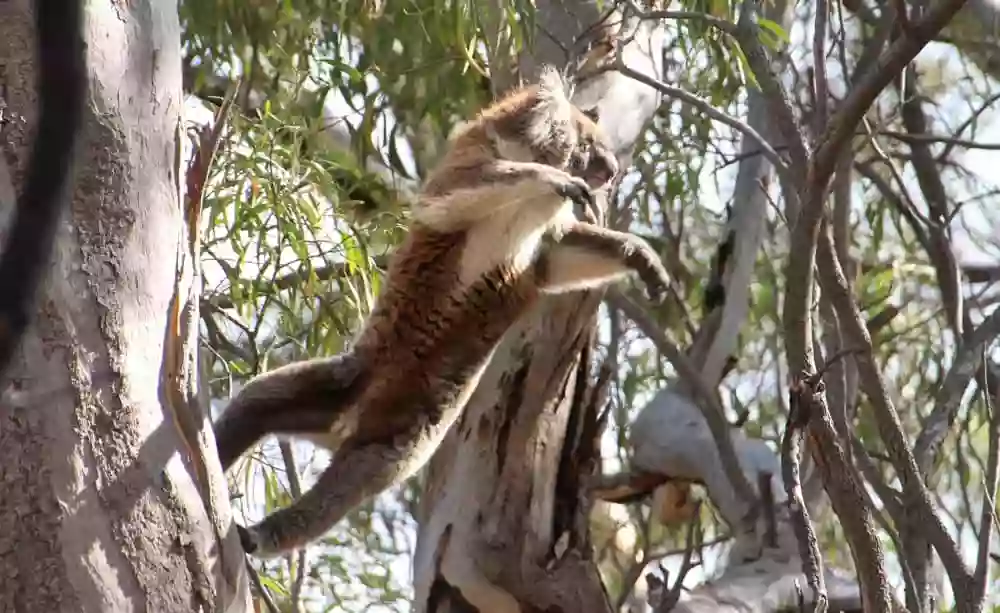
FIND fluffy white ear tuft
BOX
[537,64,568,99]
[530,65,573,143]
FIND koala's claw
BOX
[627,242,671,304]
[557,176,596,208]
[581,200,602,225]
[644,273,670,303]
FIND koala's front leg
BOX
[536,222,671,302]
[415,161,596,232]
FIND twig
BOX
[971,372,999,604]
[607,289,760,516]
[279,442,309,611]
[245,557,281,613]
[811,0,971,192]
[613,60,789,176]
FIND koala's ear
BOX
[581,106,601,123]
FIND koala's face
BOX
[567,106,618,189]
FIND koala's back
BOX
[347,226,539,444]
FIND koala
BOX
[214,65,672,557]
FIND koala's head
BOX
[468,65,619,188]
[566,105,618,189]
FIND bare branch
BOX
[608,289,760,516]
[812,0,970,191]
[814,227,974,597]
[812,0,830,136]
[613,60,789,176]
[914,307,1000,473]
[732,0,810,186]
[278,442,308,610]
[792,373,892,612]
[972,384,999,604]
[781,387,827,613]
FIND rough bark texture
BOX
[411,3,664,612]
[0,1,249,611]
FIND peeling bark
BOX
[0,1,249,610]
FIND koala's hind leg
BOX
[537,222,671,302]
[213,352,366,470]
[238,403,461,557]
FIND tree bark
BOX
[0,1,248,611]
[411,3,665,612]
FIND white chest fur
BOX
[459,193,576,286]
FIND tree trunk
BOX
[0,1,248,611]
[411,3,665,612]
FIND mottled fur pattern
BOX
[213,66,672,557]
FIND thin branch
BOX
[203,255,389,311]
[607,289,761,517]
[783,376,828,613]
[655,503,703,612]
[812,0,829,135]
[632,8,737,34]
[613,60,790,176]
[792,372,891,612]
[881,130,1000,151]
[245,557,281,613]
[279,442,308,612]
[732,0,810,187]
[972,381,999,604]
[814,227,974,597]
[812,0,971,191]
[914,307,1000,473]
[938,90,1000,160]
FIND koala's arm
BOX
[536,222,671,302]
[414,160,592,232]
[237,405,454,557]
[213,352,365,469]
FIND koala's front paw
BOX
[237,524,260,554]
[577,197,603,226]
[628,241,671,304]
[555,175,596,209]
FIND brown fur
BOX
[213,65,671,557]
